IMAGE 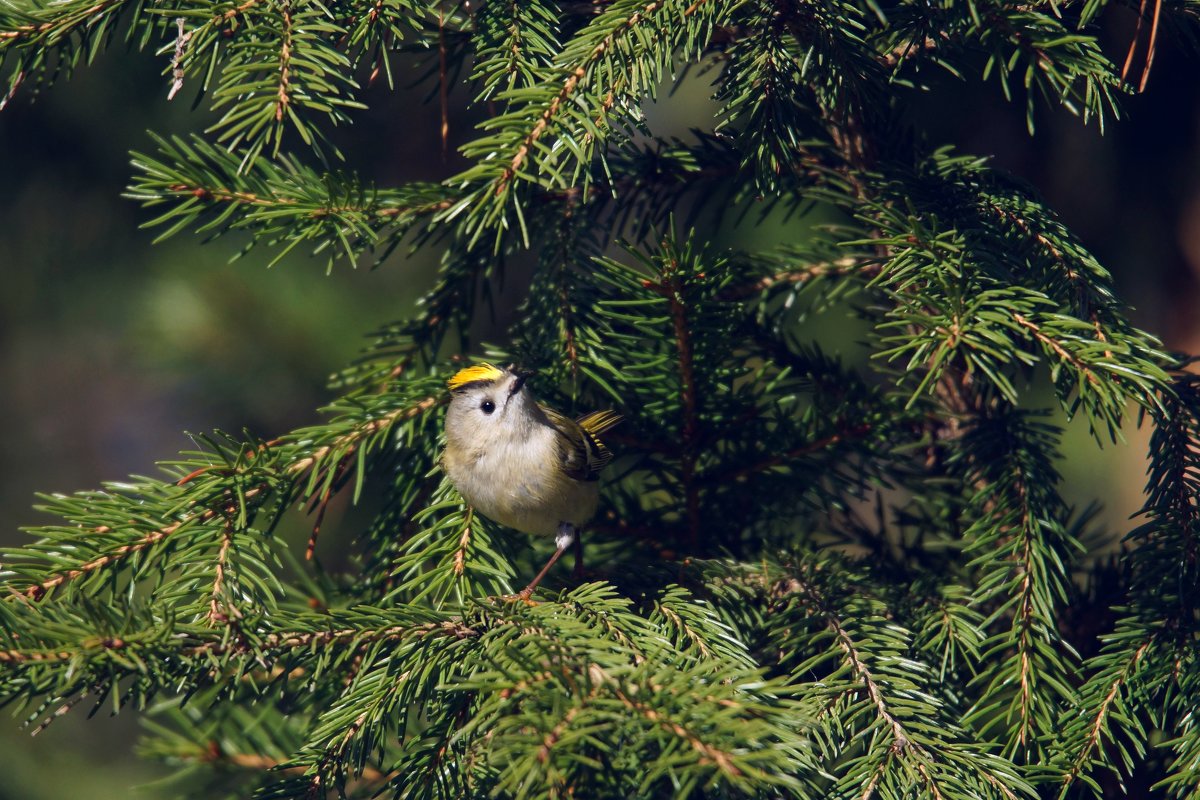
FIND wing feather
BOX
[575,410,622,472]
[541,407,622,481]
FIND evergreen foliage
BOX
[3,0,1200,797]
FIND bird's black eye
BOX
[480,399,496,415]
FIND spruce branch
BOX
[643,249,704,550]
[1057,639,1155,796]
[4,381,446,605]
[1056,366,1200,795]
[6,0,1200,795]
[959,410,1080,765]
[720,254,877,299]
[201,0,363,164]
[0,0,129,45]
[449,0,742,243]
[471,0,562,99]
[128,134,457,268]
[725,557,1034,800]
[858,155,1168,436]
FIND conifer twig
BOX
[613,689,744,778]
[1060,640,1153,792]
[644,264,702,551]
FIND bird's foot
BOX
[503,588,539,606]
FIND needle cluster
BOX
[3,0,1200,797]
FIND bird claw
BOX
[504,591,539,606]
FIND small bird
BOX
[442,363,622,599]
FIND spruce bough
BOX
[2,0,1199,797]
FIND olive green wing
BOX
[575,410,622,471]
[541,407,622,481]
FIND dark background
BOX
[1,18,1198,798]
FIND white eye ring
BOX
[480,399,496,414]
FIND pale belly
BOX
[444,445,599,537]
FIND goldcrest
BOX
[442,363,621,598]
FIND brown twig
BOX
[168,17,193,101]
[987,201,1072,278]
[168,182,455,220]
[658,603,712,658]
[30,690,91,736]
[0,69,24,112]
[1060,642,1152,790]
[0,0,117,41]
[538,705,584,763]
[186,619,476,659]
[1013,509,1037,746]
[1012,313,1101,386]
[198,746,393,787]
[1140,0,1162,92]
[298,396,442,557]
[613,689,744,777]
[816,588,999,800]
[438,2,450,160]
[1121,0,1149,81]
[1121,0,1162,91]
[0,636,126,664]
[878,35,943,68]
[306,487,332,561]
[220,0,259,23]
[290,396,443,474]
[721,256,877,299]
[644,263,702,551]
[452,508,473,575]
[859,756,890,800]
[828,616,909,748]
[304,454,356,560]
[988,200,1115,357]
[3,571,474,669]
[496,0,663,193]
[209,524,236,625]
[274,1,293,122]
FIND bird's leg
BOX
[572,528,585,580]
[516,523,575,600]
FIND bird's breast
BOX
[444,430,599,537]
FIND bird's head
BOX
[445,363,539,451]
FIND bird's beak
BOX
[508,365,534,396]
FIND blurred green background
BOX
[2,22,1199,799]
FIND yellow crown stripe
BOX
[447,363,506,390]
